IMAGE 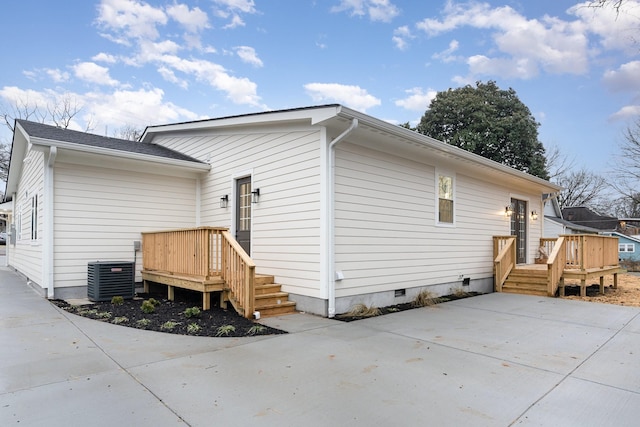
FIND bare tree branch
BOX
[555,168,609,209]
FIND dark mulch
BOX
[51,289,286,338]
[334,291,482,322]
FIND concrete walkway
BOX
[2,267,640,426]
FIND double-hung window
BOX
[438,174,454,224]
[619,243,635,253]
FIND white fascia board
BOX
[335,105,563,194]
[140,105,341,143]
[4,122,30,198]
[28,137,211,173]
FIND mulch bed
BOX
[334,291,482,322]
[51,289,286,338]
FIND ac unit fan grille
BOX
[87,262,135,302]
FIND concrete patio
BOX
[1,266,640,426]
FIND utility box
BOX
[87,261,135,302]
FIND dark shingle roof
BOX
[16,119,203,164]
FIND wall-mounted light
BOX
[531,210,538,221]
[220,194,229,208]
[251,188,260,204]
[505,205,513,217]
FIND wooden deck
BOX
[140,227,296,318]
[494,235,625,298]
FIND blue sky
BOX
[1,0,639,180]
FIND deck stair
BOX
[250,274,297,318]
[501,266,548,296]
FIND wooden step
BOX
[252,275,297,317]
[255,291,290,307]
[255,283,282,295]
[255,301,297,317]
[501,286,548,297]
[255,274,275,286]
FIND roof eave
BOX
[334,106,562,194]
[28,136,211,172]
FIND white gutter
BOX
[327,118,358,318]
[44,147,57,298]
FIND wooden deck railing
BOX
[221,230,255,318]
[545,236,566,296]
[142,227,225,278]
[563,234,619,270]
[539,238,557,257]
[493,236,516,292]
[142,227,256,318]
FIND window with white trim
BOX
[619,243,635,253]
[438,174,454,224]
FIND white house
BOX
[3,104,561,317]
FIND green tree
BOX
[417,81,549,179]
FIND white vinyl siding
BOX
[152,127,323,298]
[10,151,44,286]
[334,141,541,298]
[53,162,197,289]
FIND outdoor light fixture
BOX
[251,188,260,204]
[220,194,229,208]
[531,210,538,221]
[505,205,513,217]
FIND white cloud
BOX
[166,4,209,33]
[157,55,264,107]
[432,39,460,63]
[392,26,414,50]
[83,87,199,126]
[395,87,437,111]
[45,68,70,83]
[212,0,257,28]
[331,0,400,22]
[610,104,640,121]
[92,52,118,63]
[235,46,263,67]
[416,1,589,79]
[73,62,119,86]
[569,1,640,54]
[304,83,381,112]
[603,61,640,93]
[96,0,167,42]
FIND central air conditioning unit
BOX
[87,261,135,302]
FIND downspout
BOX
[327,118,358,317]
[44,147,57,298]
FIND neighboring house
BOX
[562,206,620,232]
[3,105,562,317]
[601,232,640,264]
[543,197,600,237]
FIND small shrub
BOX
[452,287,471,298]
[112,316,129,325]
[183,307,201,318]
[161,321,180,331]
[78,308,98,316]
[346,303,381,317]
[148,298,160,306]
[216,324,236,337]
[136,318,151,328]
[141,300,156,314]
[186,323,201,334]
[96,311,112,319]
[413,290,442,308]
[111,296,124,305]
[247,324,266,335]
